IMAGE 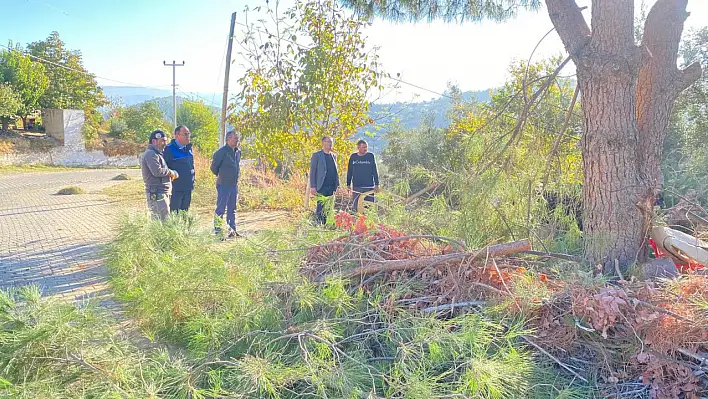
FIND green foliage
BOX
[341,0,540,23]
[56,186,85,195]
[0,46,48,121]
[0,286,191,397]
[177,99,219,153]
[381,58,583,250]
[102,215,583,398]
[26,32,106,142]
[230,0,384,173]
[26,32,106,111]
[663,27,708,205]
[0,83,21,128]
[119,102,171,143]
[108,116,128,137]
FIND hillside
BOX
[101,86,492,149]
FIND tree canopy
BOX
[0,46,49,122]
[341,0,540,22]
[177,100,219,154]
[342,0,703,271]
[27,32,106,111]
[229,0,385,172]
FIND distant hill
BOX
[102,86,492,150]
[101,86,219,107]
[101,86,172,106]
[357,89,492,151]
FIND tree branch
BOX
[544,0,590,61]
[677,61,703,95]
[326,239,532,280]
[590,0,635,55]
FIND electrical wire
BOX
[0,42,172,90]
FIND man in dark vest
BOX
[211,130,242,238]
[346,139,380,213]
[309,136,339,226]
[163,125,195,213]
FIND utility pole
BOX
[220,12,237,147]
[163,60,185,129]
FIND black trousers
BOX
[170,190,193,212]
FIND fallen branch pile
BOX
[302,212,708,398]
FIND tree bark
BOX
[546,0,645,272]
[636,0,702,197]
[544,0,702,273]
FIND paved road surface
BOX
[0,169,141,302]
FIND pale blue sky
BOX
[1,0,706,104]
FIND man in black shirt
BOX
[309,136,339,225]
[346,139,379,212]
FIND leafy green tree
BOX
[120,102,171,143]
[27,32,106,142]
[342,0,703,272]
[0,47,49,129]
[230,0,384,173]
[177,99,219,153]
[0,83,21,131]
[383,59,582,248]
[26,32,105,110]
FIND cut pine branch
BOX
[327,239,531,280]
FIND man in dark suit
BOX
[309,136,339,225]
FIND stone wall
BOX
[1,109,139,167]
[42,109,65,143]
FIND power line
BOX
[232,19,453,100]
[0,42,172,91]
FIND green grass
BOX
[0,164,139,176]
[0,164,75,175]
[56,186,85,195]
[0,212,595,397]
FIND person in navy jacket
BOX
[163,125,196,212]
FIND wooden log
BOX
[404,183,440,204]
[333,239,532,280]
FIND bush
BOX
[112,173,131,181]
[108,117,128,138]
[56,186,85,195]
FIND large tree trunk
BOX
[545,0,701,273]
[548,0,646,271]
[579,0,647,271]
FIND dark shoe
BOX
[227,230,242,239]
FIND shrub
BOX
[112,173,131,181]
[56,186,85,195]
[108,117,128,138]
